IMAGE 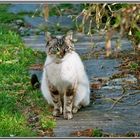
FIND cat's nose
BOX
[56,52,62,58]
[56,52,60,55]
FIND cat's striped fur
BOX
[46,32,75,59]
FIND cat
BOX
[41,31,90,120]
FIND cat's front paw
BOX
[53,110,60,117]
[53,107,62,117]
[64,112,73,120]
[72,105,81,114]
[72,107,78,114]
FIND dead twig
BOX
[109,91,140,110]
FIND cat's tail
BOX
[31,74,40,89]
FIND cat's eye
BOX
[54,47,60,51]
[56,48,60,51]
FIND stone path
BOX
[8,4,140,137]
[8,4,41,14]
[26,33,140,137]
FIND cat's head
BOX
[45,31,75,58]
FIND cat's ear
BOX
[45,32,53,42]
[65,31,73,40]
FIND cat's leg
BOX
[73,83,90,113]
[49,84,62,117]
[63,86,75,120]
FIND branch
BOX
[109,91,140,110]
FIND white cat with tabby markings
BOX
[41,31,90,119]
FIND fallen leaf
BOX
[29,64,43,70]
[4,59,19,64]
[91,82,102,89]
[71,128,93,137]
[38,129,54,137]
[18,90,26,95]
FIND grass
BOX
[0,24,22,45]
[0,4,23,23]
[0,111,36,137]
[92,128,103,137]
[0,4,56,137]
[129,62,139,71]
[40,115,56,129]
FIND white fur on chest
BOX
[45,52,80,90]
[41,50,90,107]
